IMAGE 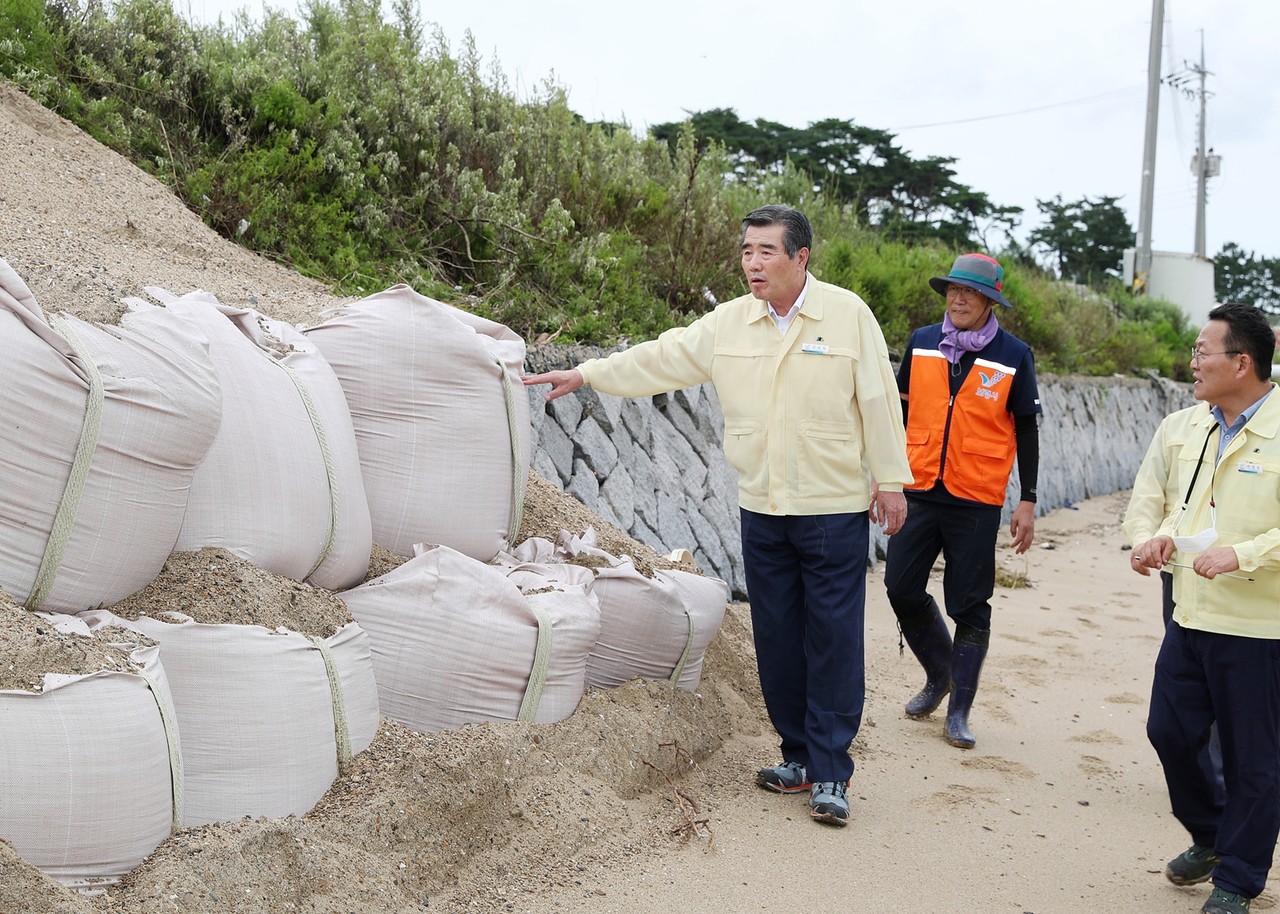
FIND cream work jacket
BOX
[1123,403,1200,547]
[1148,391,1280,638]
[577,276,912,516]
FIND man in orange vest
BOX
[883,253,1041,749]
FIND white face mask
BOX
[1170,501,1218,553]
[1172,527,1219,553]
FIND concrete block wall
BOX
[525,344,1194,599]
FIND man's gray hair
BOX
[741,204,813,259]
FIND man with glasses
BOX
[1123,382,1227,826]
[883,253,1041,750]
[1132,302,1280,914]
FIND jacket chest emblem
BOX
[974,369,1006,402]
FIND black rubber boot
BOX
[898,599,953,719]
[945,626,990,749]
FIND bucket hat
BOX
[929,253,1012,308]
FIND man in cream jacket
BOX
[1131,303,1280,914]
[525,204,912,827]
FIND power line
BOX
[887,88,1144,132]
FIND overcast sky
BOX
[180,0,1279,260]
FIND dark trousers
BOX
[1147,622,1280,897]
[741,508,868,783]
[884,496,1001,633]
[1161,570,1226,808]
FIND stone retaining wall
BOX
[525,345,1193,598]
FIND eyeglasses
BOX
[1190,347,1241,364]
[946,284,980,300]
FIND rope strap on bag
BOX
[27,315,104,610]
[308,634,353,773]
[272,358,339,582]
[517,599,553,722]
[668,610,696,688]
[139,670,185,829]
[499,361,528,546]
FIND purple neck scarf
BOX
[938,311,998,364]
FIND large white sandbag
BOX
[0,258,221,612]
[134,289,372,590]
[0,603,181,891]
[84,549,380,826]
[511,530,729,691]
[339,543,598,732]
[489,549,602,722]
[303,284,530,562]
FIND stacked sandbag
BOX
[82,548,379,827]
[0,258,221,612]
[339,543,600,732]
[490,549,602,721]
[131,288,372,590]
[0,595,180,891]
[511,530,729,691]
[304,284,530,562]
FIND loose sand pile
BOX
[0,80,739,911]
[0,594,140,692]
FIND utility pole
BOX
[1133,0,1164,295]
[1168,32,1220,258]
[1192,34,1214,257]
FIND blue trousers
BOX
[884,496,1001,633]
[741,508,868,783]
[1147,622,1280,898]
[1161,570,1226,808]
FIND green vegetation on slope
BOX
[0,0,1195,377]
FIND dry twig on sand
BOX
[644,741,714,847]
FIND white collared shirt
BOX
[768,278,810,336]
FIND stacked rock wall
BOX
[526,345,1194,599]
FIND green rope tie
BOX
[517,598,553,722]
[272,359,339,582]
[668,610,696,687]
[138,670,185,830]
[308,634,353,773]
[26,315,104,611]
[499,360,528,545]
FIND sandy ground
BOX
[506,491,1255,914]
[2,80,1276,914]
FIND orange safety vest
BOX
[904,348,1020,506]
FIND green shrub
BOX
[0,0,58,82]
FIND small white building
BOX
[1123,248,1217,327]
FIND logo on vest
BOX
[975,369,1006,402]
